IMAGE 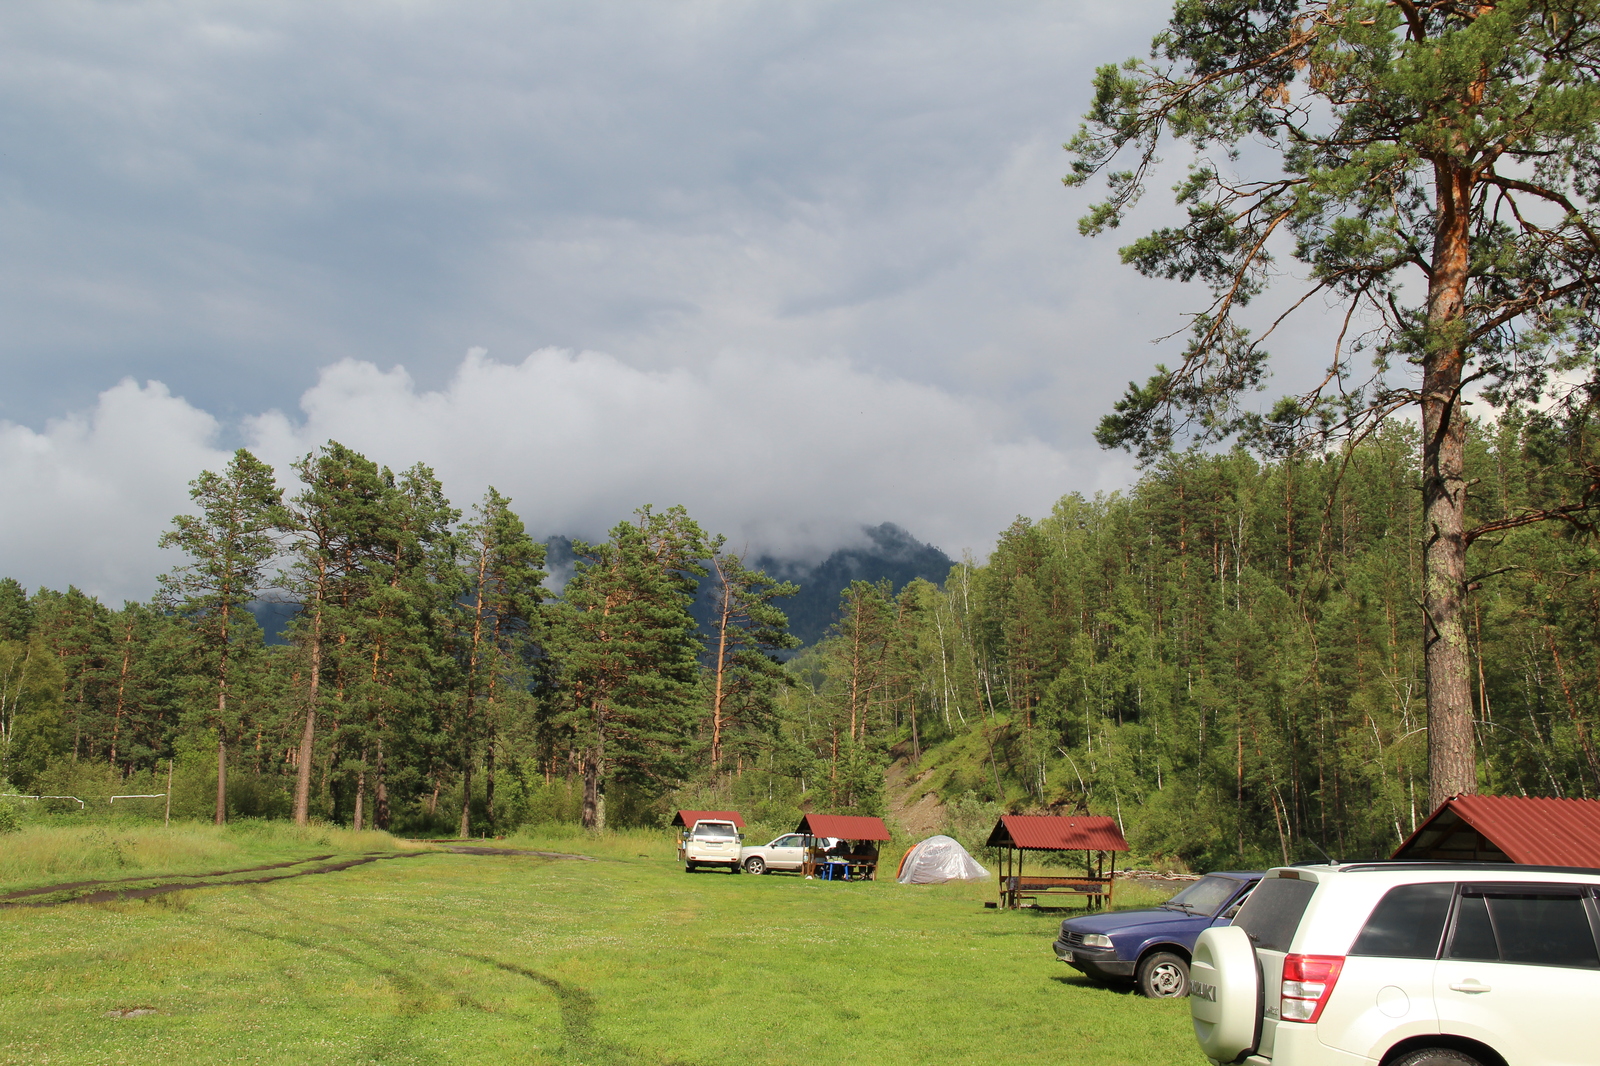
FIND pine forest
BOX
[4,411,1600,871]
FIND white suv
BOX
[1191,862,1600,1066]
[740,833,807,874]
[682,820,743,873]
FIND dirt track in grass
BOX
[1,844,592,908]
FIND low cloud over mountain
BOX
[0,349,1126,604]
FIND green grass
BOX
[0,820,407,894]
[0,825,1202,1065]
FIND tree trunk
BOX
[710,570,732,769]
[353,757,366,831]
[581,746,604,830]
[1422,158,1477,812]
[293,579,325,826]
[215,726,227,826]
[485,725,496,836]
[458,762,472,838]
[374,738,391,830]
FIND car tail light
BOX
[1280,954,1344,1022]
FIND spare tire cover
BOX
[1190,925,1259,1064]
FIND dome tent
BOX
[896,835,989,884]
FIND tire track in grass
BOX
[0,852,433,907]
[236,870,683,1065]
[0,855,339,902]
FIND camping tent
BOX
[896,835,989,884]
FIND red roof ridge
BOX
[986,814,1128,852]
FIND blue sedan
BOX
[1052,871,1261,998]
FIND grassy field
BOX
[0,823,1200,1066]
[0,816,406,889]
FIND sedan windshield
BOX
[1161,875,1243,916]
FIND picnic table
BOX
[1000,874,1115,909]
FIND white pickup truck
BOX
[681,819,743,873]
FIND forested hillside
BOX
[769,414,1600,868]
[3,412,1598,870]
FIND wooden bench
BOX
[1002,875,1113,909]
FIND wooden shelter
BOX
[1392,794,1600,866]
[795,814,891,881]
[985,814,1130,909]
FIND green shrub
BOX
[0,801,21,834]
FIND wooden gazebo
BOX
[795,813,891,881]
[986,814,1130,909]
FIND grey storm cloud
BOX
[0,0,1335,602]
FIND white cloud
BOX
[0,379,230,603]
[0,350,1130,604]
[245,346,1124,559]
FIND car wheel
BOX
[729,863,739,874]
[1137,951,1190,998]
[1391,1050,1484,1066]
[684,861,695,873]
[744,857,766,875]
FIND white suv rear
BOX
[682,819,743,873]
[1192,862,1600,1066]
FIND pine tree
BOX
[454,487,545,836]
[1069,0,1600,807]
[0,638,66,788]
[549,505,707,830]
[704,543,798,774]
[158,449,283,824]
[277,442,389,825]
[0,579,32,642]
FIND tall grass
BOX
[0,818,405,889]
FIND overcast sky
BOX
[0,0,1279,603]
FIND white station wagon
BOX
[740,833,808,875]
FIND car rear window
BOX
[1447,887,1600,969]
[1234,876,1317,952]
[1350,882,1453,958]
[694,823,737,839]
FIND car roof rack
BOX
[1334,861,1600,875]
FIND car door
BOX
[770,835,805,870]
[1433,882,1600,1066]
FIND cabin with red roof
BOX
[1392,794,1600,866]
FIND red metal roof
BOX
[985,814,1129,852]
[795,814,891,841]
[1392,794,1600,867]
[671,810,745,829]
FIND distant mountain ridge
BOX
[752,523,953,646]
[548,523,953,650]
[252,523,953,650]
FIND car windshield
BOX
[1161,875,1243,916]
[694,823,737,839]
